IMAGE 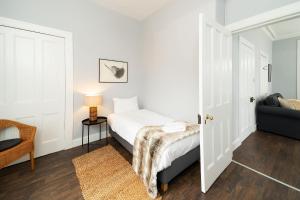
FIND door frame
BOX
[0,16,74,149]
[297,40,300,99]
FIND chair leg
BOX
[161,183,168,193]
[30,151,35,170]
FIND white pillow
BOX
[113,96,139,114]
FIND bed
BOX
[108,109,200,192]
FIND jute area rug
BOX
[72,145,156,200]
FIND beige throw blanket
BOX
[132,123,199,199]
[278,97,300,110]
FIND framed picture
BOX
[99,59,128,83]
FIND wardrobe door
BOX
[0,26,66,159]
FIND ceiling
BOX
[263,17,300,41]
[90,0,174,21]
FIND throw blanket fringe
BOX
[132,123,199,198]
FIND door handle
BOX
[205,114,214,124]
[250,97,256,102]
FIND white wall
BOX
[0,0,225,140]
[141,0,222,122]
[216,0,225,25]
[225,0,299,24]
[272,37,300,99]
[0,0,143,139]
[232,28,273,147]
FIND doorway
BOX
[232,15,300,192]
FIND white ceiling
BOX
[263,17,300,41]
[90,0,174,21]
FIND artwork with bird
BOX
[99,59,128,83]
[104,64,125,79]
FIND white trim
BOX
[266,26,277,39]
[262,27,275,41]
[262,26,300,41]
[226,1,300,33]
[297,40,300,99]
[239,125,256,144]
[239,36,255,50]
[72,132,109,148]
[275,31,300,41]
[233,160,300,192]
[232,138,241,150]
[232,34,240,153]
[0,16,74,150]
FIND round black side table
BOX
[81,116,108,152]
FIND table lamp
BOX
[85,95,102,121]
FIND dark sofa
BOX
[256,93,300,140]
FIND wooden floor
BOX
[234,131,300,189]
[1,137,300,200]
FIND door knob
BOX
[250,97,256,102]
[205,114,214,124]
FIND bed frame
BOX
[109,127,200,192]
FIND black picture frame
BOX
[99,58,128,83]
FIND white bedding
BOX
[108,109,200,172]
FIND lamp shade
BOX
[85,95,102,107]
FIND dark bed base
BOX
[109,127,200,191]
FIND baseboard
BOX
[4,131,110,169]
[232,138,242,150]
[233,126,257,151]
[71,131,109,148]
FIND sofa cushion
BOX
[0,139,22,152]
[264,93,283,107]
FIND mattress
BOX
[108,109,200,171]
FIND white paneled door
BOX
[0,26,66,158]
[239,37,256,142]
[199,14,233,193]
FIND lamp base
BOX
[89,107,97,121]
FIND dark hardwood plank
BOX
[163,162,300,200]
[0,137,299,200]
[234,131,300,189]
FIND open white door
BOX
[199,14,233,193]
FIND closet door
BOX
[239,37,256,142]
[0,26,65,158]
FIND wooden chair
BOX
[0,120,36,170]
